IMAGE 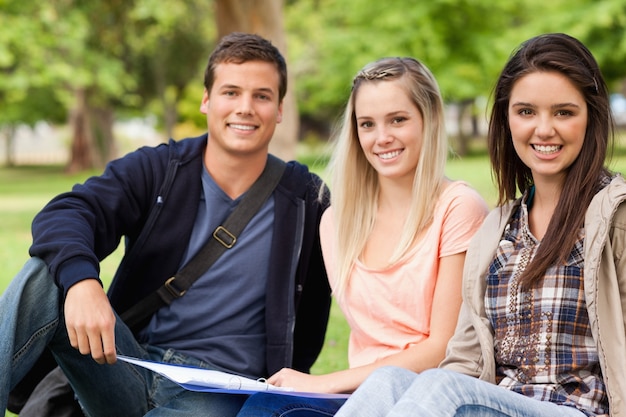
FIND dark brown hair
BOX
[488,33,614,287]
[203,32,287,102]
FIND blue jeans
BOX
[335,367,588,417]
[237,392,345,416]
[1,258,248,417]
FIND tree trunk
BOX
[152,44,178,141]
[66,88,94,173]
[162,90,178,141]
[91,106,117,165]
[66,87,119,172]
[454,99,474,157]
[214,0,297,161]
[3,124,16,167]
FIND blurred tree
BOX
[0,87,66,165]
[522,0,626,90]
[2,0,626,165]
[131,0,214,140]
[0,0,214,171]
[284,0,626,154]
[57,0,215,172]
[284,0,521,152]
[0,1,84,165]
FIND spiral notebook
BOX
[118,355,350,399]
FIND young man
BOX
[1,33,331,417]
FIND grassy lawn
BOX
[2,137,626,416]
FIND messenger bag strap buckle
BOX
[164,276,187,298]
[213,226,237,249]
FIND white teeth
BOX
[378,150,401,160]
[533,144,561,154]
[230,124,255,131]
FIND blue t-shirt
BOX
[142,167,274,378]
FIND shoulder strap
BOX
[121,155,286,329]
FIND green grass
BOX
[0,166,124,294]
[3,140,626,416]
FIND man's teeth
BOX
[379,150,401,160]
[230,124,255,131]
[533,145,561,154]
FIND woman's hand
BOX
[268,368,333,393]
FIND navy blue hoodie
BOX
[30,134,331,375]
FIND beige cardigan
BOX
[440,175,626,417]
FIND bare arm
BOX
[269,252,466,393]
[64,279,117,365]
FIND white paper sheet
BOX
[118,355,350,399]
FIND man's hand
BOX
[64,279,117,365]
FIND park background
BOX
[2,1,626,415]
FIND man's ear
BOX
[199,89,209,115]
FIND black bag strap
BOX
[121,155,286,329]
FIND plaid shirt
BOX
[485,189,609,416]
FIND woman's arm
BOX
[268,252,466,393]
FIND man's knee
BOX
[16,257,60,306]
[21,257,54,284]
[2,257,63,329]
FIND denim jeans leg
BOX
[142,347,249,417]
[0,257,153,417]
[334,366,419,417]
[0,258,63,414]
[237,392,345,417]
[387,368,587,417]
[337,366,587,417]
[50,303,155,416]
[143,390,249,417]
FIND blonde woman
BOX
[237,57,488,416]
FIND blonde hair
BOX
[327,57,448,297]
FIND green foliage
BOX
[285,0,626,127]
[129,0,215,110]
[0,0,214,135]
[2,0,626,150]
